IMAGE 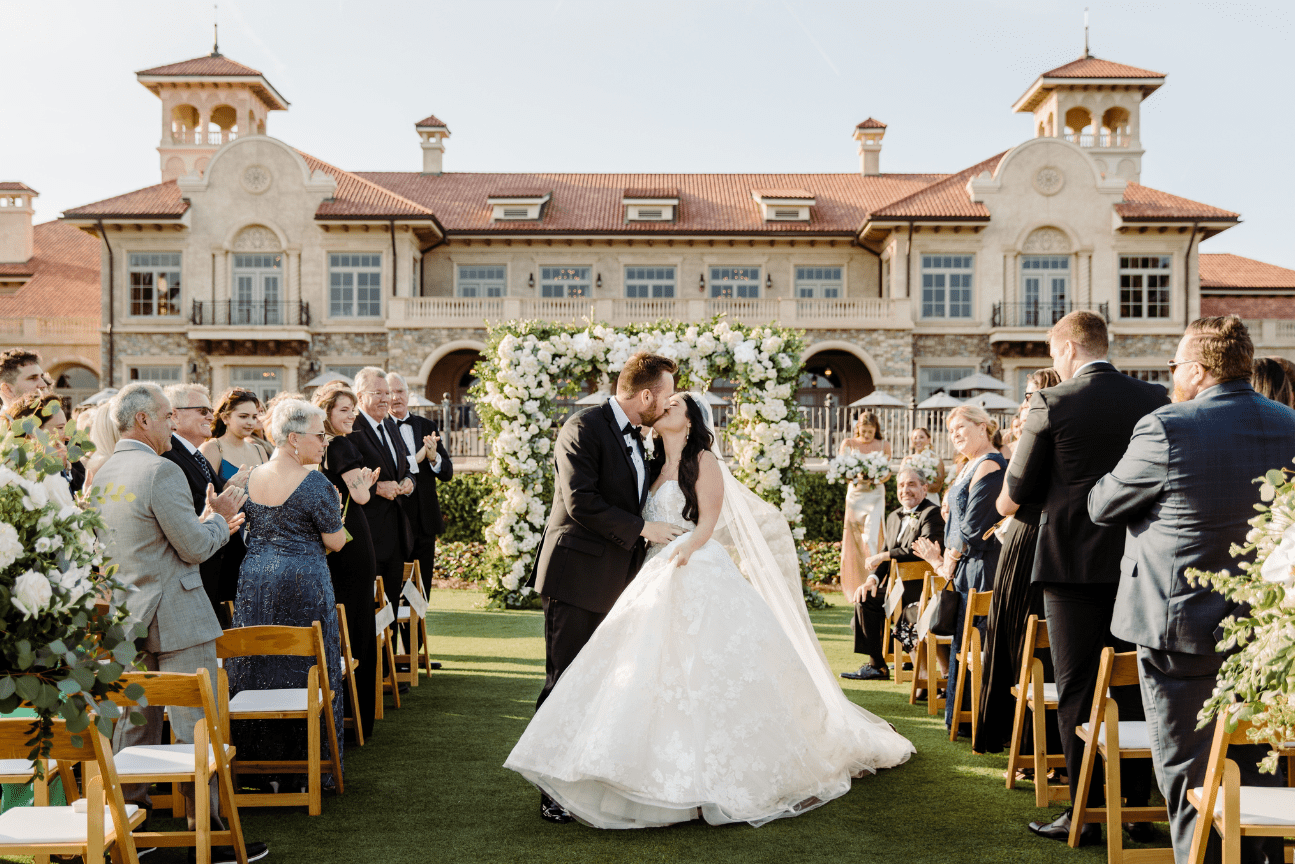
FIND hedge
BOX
[438,473,493,544]
[795,472,900,543]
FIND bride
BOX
[504,392,914,829]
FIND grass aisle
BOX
[241,589,1112,864]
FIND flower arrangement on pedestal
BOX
[0,408,144,769]
[471,317,810,609]
[1189,466,1295,772]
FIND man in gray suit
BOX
[1090,316,1295,864]
[95,383,267,862]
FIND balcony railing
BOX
[1062,132,1131,148]
[387,296,911,329]
[167,130,239,146]
[0,316,98,341]
[191,300,310,327]
[992,301,1109,328]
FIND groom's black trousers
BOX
[537,597,606,709]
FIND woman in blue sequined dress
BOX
[229,399,348,788]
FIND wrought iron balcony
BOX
[991,301,1108,329]
[190,300,311,327]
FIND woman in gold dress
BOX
[838,411,892,602]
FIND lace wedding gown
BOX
[504,480,914,829]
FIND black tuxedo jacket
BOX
[392,412,453,538]
[535,400,653,615]
[161,434,245,604]
[68,460,86,495]
[346,413,414,564]
[875,498,945,582]
[1006,362,1169,586]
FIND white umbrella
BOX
[575,390,610,405]
[948,372,1008,392]
[305,372,353,389]
[79,388,119,406]
[407,393,435,407]
[916,391,965,409]
[849,391,905,407]
[699,392,728,405]
[966,392,1020,411]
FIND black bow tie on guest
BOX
[902,509,920,517]
[621,422,643,444]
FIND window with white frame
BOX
[457,265,506,298]
[919,366,974,401]
[1122,367,1173,391]
[329,254,382,318]
[1120,256,1171,319]
[233,253,284,324]
[1020,255,1071,326]
[230,366,282,403]
[128,365,181,383]
[540,267,591,298]
[921,255,973,318]
[710,266,760,299]
[795,266,842,299]
[625,266,675,298]
[128,253,182,317]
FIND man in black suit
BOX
[842,467,945,681]
[999,311,1169,845]
[1091,317,1295,864]
[347,367,415,612]
[161,383,246,621]
[387,373,453,595]
[532,352,682,823]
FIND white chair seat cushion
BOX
[114,743,231,775]
[1193,785,1295,826]
[0,758,50,778]
[0,803,139,843]
[1081,720,1151,751]
[228,688,320,714]
[1026,683,1059,703]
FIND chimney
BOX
[415,114,451,175]
[0,183,37,264]
[853,118,887,176]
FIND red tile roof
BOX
[868,152,1008,219]
[1116,185,1239,221]
[0,221,100,319]
[137,54,264,77]
[298,151,437,219]
[414,115,448,128]
[623,187,679,199]
[61,180,188,219]
[0,182,37,193]
[856,118,887,129]
[753,189,814,199]
[1200,253,1295,290]
[1040,55,1164,79]
[356,171,947,234]
[487,188,551,199]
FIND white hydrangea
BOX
[0,521,20,569]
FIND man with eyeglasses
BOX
[163,383,247,619]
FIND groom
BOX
[531,351,682,820]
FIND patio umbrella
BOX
[966,392,1020,411]
[947,372,1008,392]
[849,391,905,407]
[304,371,353,389]
[699,392,728,405]
[575,390,610,405]
[916,392,965,409]
[407,393,435,407]
[79,388,119,406]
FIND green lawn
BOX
[173,591,1169,863]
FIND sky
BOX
[3,0,1293,267]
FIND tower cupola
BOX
[853,118,886,176]
[0,183,37,265]
[415,115,451,175]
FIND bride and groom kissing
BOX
[505,352,915,829]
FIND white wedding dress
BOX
[504,478,914,829]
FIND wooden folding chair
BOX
[1185,711,1295,864]
[1005,615,1068,806]
[0,717,144,864]
[216,622,344,816]
[887,561,932,686]
[104,670,248,864]
[949,589,993,743]
[336,602,365,746]
[374,576,400,714]
[911,572,953,714]
[395,561,432,688]
[1069,648,1172,861]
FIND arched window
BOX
[1064,107,1093,145]
[171,104,199,144]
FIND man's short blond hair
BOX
[1049,311,1109,358]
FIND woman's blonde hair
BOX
[946,404,999,439]
[853,410,884,440]
[313,383,357,438]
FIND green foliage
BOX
[800,540,843,586]
[432,542,491,583]
[439,474,495,544]
[796,473,899,543]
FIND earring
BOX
[293,446,299,458]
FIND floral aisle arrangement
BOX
[902,449,942,486]
[0,408,144,769]
[471,317,810,609]
[1189,466,1295,772]
[825,449,891,486]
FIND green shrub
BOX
[795,473,900,543]
[432,541,490,583]
[438,473,495,543]
[800,539,842,586]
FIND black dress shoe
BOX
[429,661,442,670]
[914,689,928,702]
[901,662,913,671]
[540,793,573,824]
[1124,821,1157,843]
[397,682,410,694]
[1028,808,1101,845]
[840,664,889,681]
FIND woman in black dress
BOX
[973,368,1061,755]
[314,383,381,740]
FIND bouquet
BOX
[903,449,942,485]
[0,405,144,771]
[825,450,891,485]
[1188,465,1295,773]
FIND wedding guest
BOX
[974,367,1061,754]
[93,383,265,863]
[0,348,47,410]
[201,388,269,485]
[837,412,891,604]
[162,383,246,618]
[315,383,380,739]
[914,404,1005,736]
[387,373,453,596]
[4,390,69,466]
[1091,316,1295,864]
[1250,356,1293,408]
[229,399,347,789]
[83,400,122,488]
[258,391,307,454]
[1000,311,1166,845]
[905,426,945,504]
[841,468,944,682]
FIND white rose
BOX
[12,570,53,618]
[502,571,521,591]
[0,521,20,569]
[35,537,53,553]
[43,474,75,509]
[1260,524,1295,585]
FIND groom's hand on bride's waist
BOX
[641,521,684,545]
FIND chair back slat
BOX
[217,624,318,659]
[1033,617,1050,650]
[894,561,933,583]
[1107,650,1141,689]
[106,671,206,709]
[969,589,993,616]
[0,717,95,762]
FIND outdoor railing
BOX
[0,316,98,339]
[190,300,311,327]
[167,130,239,146]
[1062,132,1131,148]
[992,301,1109,328]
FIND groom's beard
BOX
[639,402,667,427]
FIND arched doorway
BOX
[796,350,872,407]
[53,364,100,410]
[424,349,482,404]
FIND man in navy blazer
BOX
[1090,316,1295,864]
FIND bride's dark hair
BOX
[677,394,715,524]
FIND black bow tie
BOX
[394,416,411,426]
[621,423,642,444]
[902,509,919,518]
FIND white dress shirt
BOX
[390,411,442,473]
[360,409,401,468]
[608,396,646,498]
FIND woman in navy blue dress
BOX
[229,399,347,787]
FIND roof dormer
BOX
[752,189,814,222]
[622,187,679,222]
[487,189,550,221]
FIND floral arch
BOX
[471,318,810,607]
